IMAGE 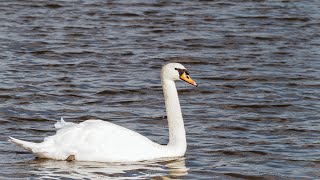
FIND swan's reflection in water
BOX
[29,157,188,179]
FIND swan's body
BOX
[9,63,197,162]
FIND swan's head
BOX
[161,63,197,87]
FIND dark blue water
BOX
[0,0,320,179]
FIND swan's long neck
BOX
[162,79,187,155]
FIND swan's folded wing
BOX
[54,117,76,129]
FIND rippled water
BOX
[1,0,320,179]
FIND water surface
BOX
[0,0,320,179]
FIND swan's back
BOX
[12,120,163,162]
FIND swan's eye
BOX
[175,68,185,76]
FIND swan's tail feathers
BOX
[8,136,40,153]
[9,137,51,159]
[54,117,75,129]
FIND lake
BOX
[0,0,320,179]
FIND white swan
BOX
[9,63,197,162]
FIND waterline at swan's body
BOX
[9,63,197,162]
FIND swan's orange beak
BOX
[180,72,198,87]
